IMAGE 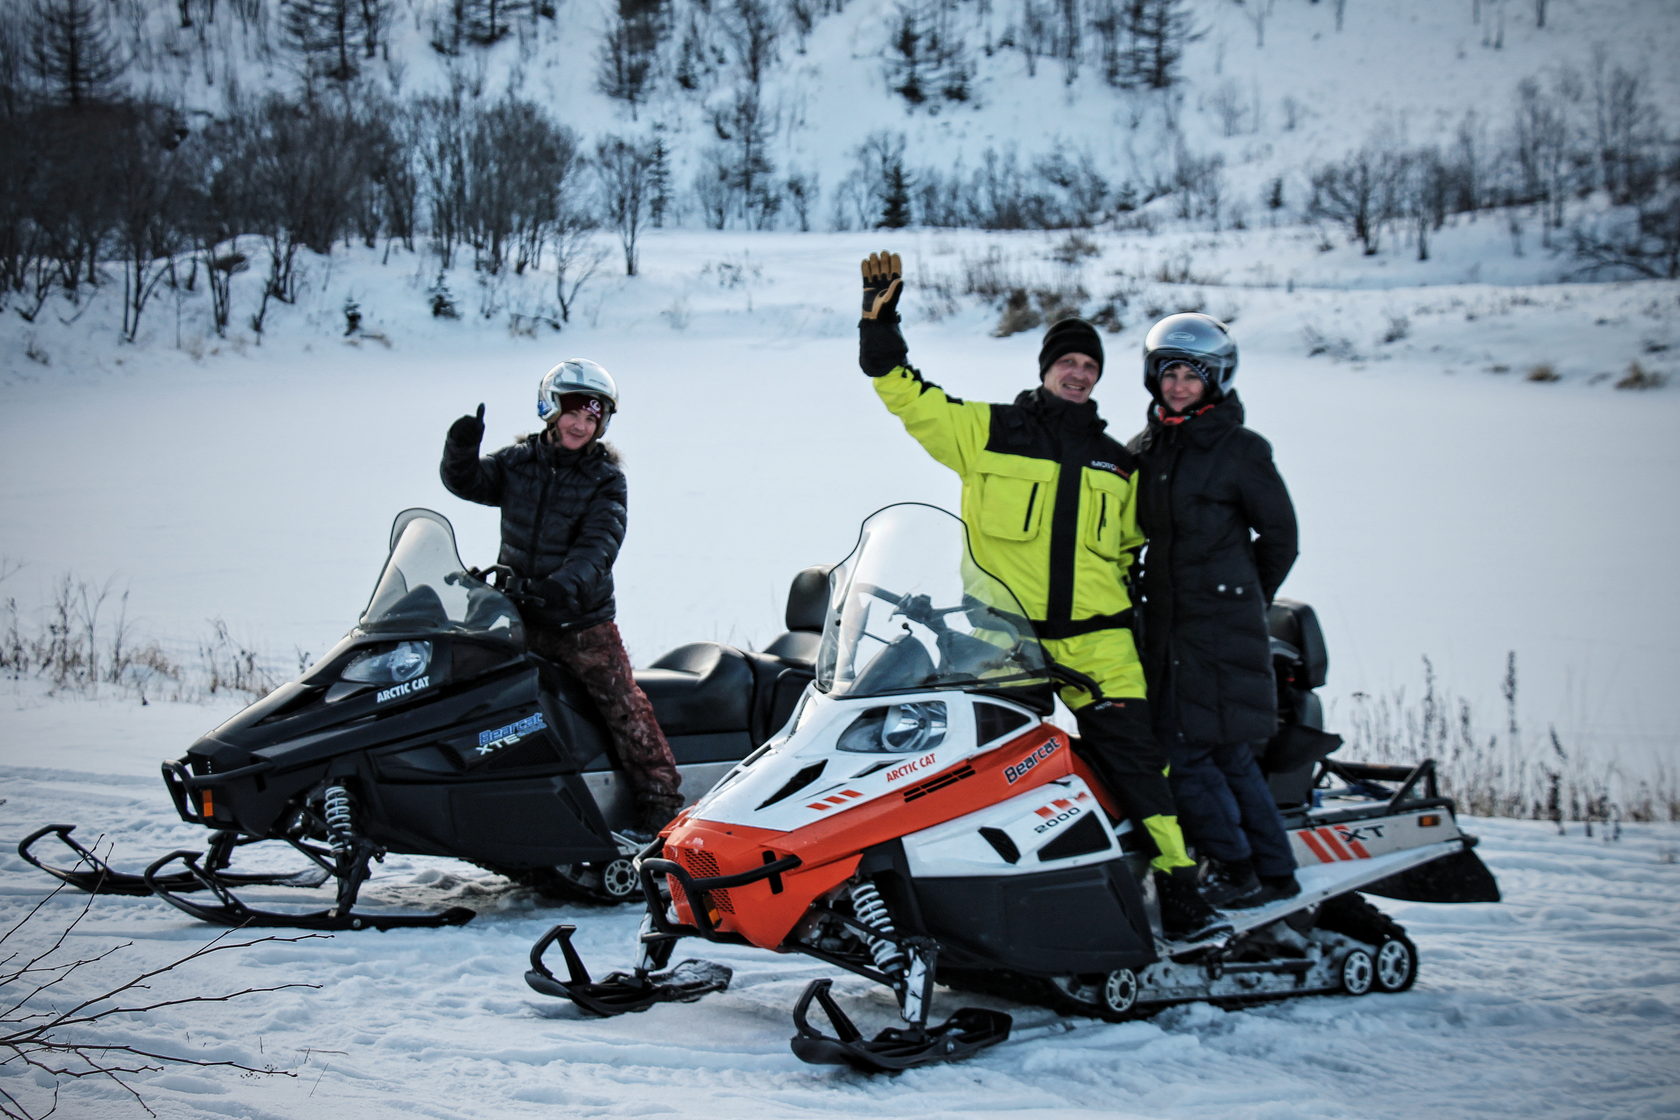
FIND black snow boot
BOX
[1155,868,1233,944]
[1200,858,1265,909]
[1253,873,1302,904]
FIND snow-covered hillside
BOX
[78,0,1680,226]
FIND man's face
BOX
[1043,353,1100,404]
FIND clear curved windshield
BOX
[357,508,523,643]
[815,503,1050,698]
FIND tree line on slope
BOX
[0,0,1674,342]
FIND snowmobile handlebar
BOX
[1046,661,1106,703]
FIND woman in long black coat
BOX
[1127,314,1301,908]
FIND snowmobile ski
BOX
[790,978,1012,1072]
[525,923,732,1015]
[19,823,330,898]
[143,848,474,931]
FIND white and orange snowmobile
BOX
[525,503,1500,1071]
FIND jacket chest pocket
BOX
[1083,469,1133,560]
[976,458,1056,541]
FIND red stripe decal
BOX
[1318,828,1354,861]
[1340,832,1371,859]
[1299,830,1334,863]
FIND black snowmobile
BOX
[20,508,827,930]
[524,503,1502,1071]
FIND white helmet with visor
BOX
[537,358,619,435]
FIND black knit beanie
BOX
[1038,318,1104,379]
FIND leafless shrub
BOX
[1301,325,1361,361]
[2,880,322,1119]
[1615,360,1666,390]
[1339,653,1676,824]
[198,618,281,699]
[1527,362,1561,382]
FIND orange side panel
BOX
[663,722,1079,949]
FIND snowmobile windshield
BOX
[356,508,523,643]
[816,503,1050,700]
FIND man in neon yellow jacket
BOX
[856,251,1227,944]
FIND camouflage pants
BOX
[528,622,683,831]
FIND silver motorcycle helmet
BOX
[537,358,619,435]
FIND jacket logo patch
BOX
[1089,460,1129,477]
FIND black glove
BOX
[858,251,908,377]
[530,576,580,616]
[448,403,485,446]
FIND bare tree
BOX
[1309,145,1403,254]
[458,96,582,275]
[1508,73,1576,238]
[1568,191,1680,280]
[706,81,778,228]
[1589,50,1661,205]
[595,134,654,276]
[836,130,908,229]
[0,10,31,119]
[720,0,780,90]
[107,103,194,342]
[551,216,604,324]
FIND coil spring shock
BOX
[849,880,907,978]
[322,784,355,859]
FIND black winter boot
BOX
[1254,872,1302,904]
[1155,868,1233,944]
[1200,858,1264,909]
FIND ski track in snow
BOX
[3,747,1678,1120]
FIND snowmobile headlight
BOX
[836,701,947,754]
[341,640,432,684]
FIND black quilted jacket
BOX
[440,430,627,630]
[1127,392,1298,746]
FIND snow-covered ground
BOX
[3,733,1678,1119]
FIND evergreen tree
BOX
[598,0,664,118]
[1122,0,1199,90]
[27,0,127,109]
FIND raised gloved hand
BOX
[858,251,908,377]
[448,403,485,446]
[860,251,903,321]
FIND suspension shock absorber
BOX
[322,784,355,860]
[849,879,908,978]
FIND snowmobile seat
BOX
[1260,599,1341,810]
[638,642,756,745]
[741,565,829,742]
[759,565,829,667]
[1266,598,1327,689]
